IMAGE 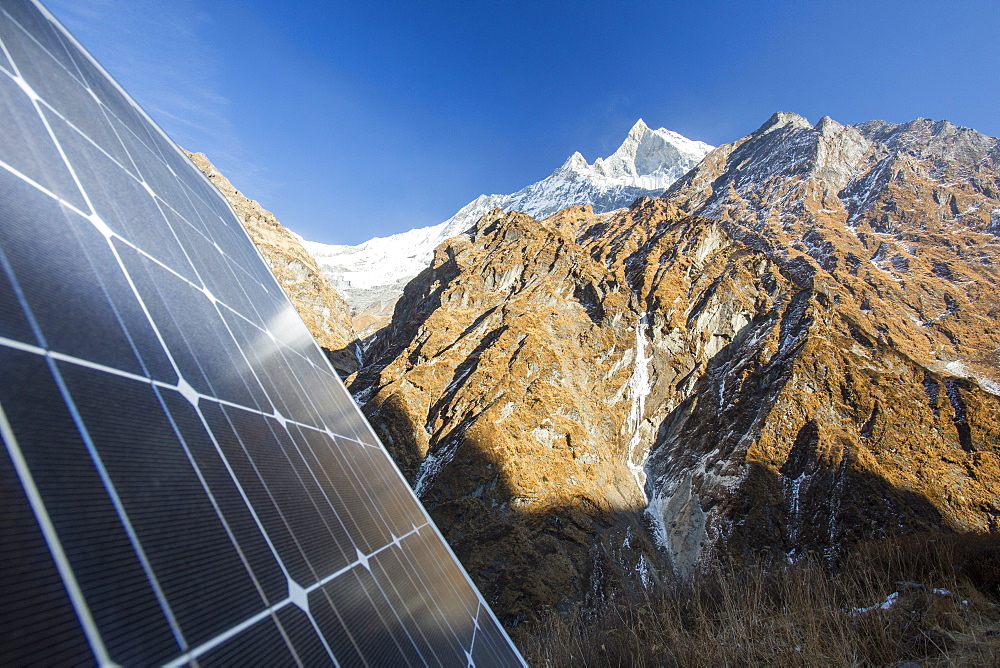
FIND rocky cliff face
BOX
[186,151,360,375]
[350,114,1000,624]
[666,113,1000,389]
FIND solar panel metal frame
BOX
[0,1,524,665]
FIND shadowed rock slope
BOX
[186,151,360,375]
[351,114,1000,624]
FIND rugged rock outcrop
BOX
[186,151,360,375]
[351,114,1000,625]
[665,113,1000,389]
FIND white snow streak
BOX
[626,315,652,500]
[848,591,899,616]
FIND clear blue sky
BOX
[45,0,1000,245]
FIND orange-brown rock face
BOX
[354,205,662,623]
[665,113,1000,386]
[352,114,1000,624]
[186,151,360,374]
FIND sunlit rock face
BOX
[666,113,1000,387]
[187,151,361,374]
[350,114,1000,624]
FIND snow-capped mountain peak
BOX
[304,121,714,328]
[559,151,590,171]
[590,118,714,188]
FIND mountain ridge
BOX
[345,111,1000,622]
[302,121,713,333]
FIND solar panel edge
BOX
[28,0,298,326]
[27,1,232,205]
[3,2,527,664]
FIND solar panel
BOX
[0,1,524,665]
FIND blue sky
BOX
[45,0,1000,245]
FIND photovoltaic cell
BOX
[0,440,93,665]
[0,1,524,665]
[197,616,298,667]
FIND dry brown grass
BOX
[517,533,1000,667]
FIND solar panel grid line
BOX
[353,439,427,533]
[477,608,520,666]
[195,614,300,668]
[163,601,303,667]
[0,333,43,355]
[4,0,292,333]
[0,447,94,664]
[174,521,433,667]
[393,532,477,660]
[284,575,339,665]
[0,155,82,222]
[150,383,280,610]
[115,245,266,408]
[466,608,482,665]
[480,606,514,660]
[351,565,426,666]
[0,403,106,665]
[415,528,479,620]
[3,144,374,660]
[302,432,392,553]
[0,229,41,347]
[298,430,389,547]
[1,1,525,664]
[319,569,410,666]
[369,542,461,665]
[220,312,328,429]
[0,4,97,121]
[471,603,508,662]
[42,356,190,652]
[274,605,339,668]
[256,418,357,572]
[329,435,409,541]
[262,612,310,668]
[367,559,433,665]
[278,425,362,562]
[205,402,402,590]
[306,587,366,666]
[207,403,328,586]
